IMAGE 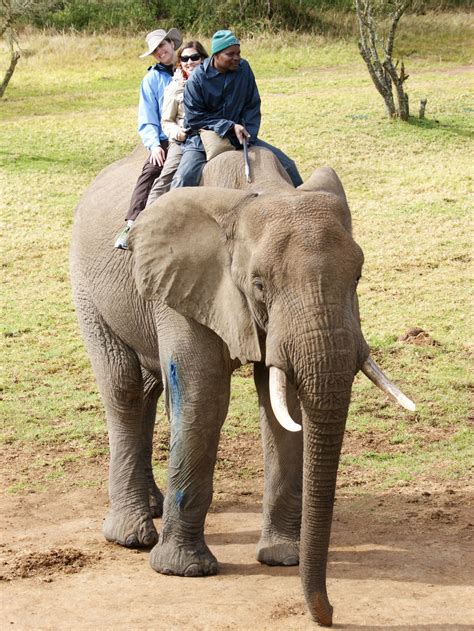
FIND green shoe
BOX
[114,224,131,250]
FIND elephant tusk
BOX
[362,356,416,412]
[269,367,302,432]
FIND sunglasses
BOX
[180,53,201,62]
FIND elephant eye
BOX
[253,278,264,293]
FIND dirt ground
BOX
[1,433,473,630]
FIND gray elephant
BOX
[70,146,414,626]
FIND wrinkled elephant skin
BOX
[71,146,376,625]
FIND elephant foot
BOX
[256,536,299,566]
[103,508,158,548]
[150,537,218,577]
[148,486,164,519]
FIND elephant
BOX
[70,145,414,626]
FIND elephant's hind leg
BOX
[254,362,303,566]
[76,298,158,549]
[141,367,164,518]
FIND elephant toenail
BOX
[184,563,201,577]
[283,556,299,566]
[143,532,158,547]
[125,534,139,547]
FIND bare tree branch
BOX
[357,1,382,75]
[385,0,410,59]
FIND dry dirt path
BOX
[1,481,473,630]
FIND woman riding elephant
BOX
[114,27,182,250]
[145,40,209,208]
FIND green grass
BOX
[340,425,473,489]
[1,16,473,493]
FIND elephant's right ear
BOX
[131,187,262,364]
[298,166,352,233]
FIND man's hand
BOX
[175,130,187,143]
[234,124,250,145]
[149,146,166,167]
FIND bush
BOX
[21,0,474,34]
[26,0,157,32]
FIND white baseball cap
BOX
[139,28,182,59]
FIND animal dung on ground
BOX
[398,327,439,346]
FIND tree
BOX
[355,0,415,120]
[0,0,55,98]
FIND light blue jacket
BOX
[137,63,173,150]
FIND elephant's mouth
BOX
[268,358,415,432]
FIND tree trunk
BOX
[419,98,427,119]
[357,41,397,118]
[383,59,410,120]
[0,50,20,99]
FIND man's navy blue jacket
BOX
[183,57,261,148]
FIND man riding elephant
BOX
[170,29,303,189]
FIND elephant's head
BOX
[130,154,414,625]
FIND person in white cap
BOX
[146,40,209,207]
[115,27,182,249]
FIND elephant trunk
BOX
[300,400,349,626]
[294,336,355,626]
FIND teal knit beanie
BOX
[211,30,240,55]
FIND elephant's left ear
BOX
[131,187,262,364]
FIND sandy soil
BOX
[1,456,473,630]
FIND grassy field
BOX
[1,13,473,495]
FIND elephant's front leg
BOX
[254,362,303,566]
[150,317,231,577]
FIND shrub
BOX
[19,0,474,34]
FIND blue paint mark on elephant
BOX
[175,489,185,510]
[168,361,182,419]
[168,360,184,469]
